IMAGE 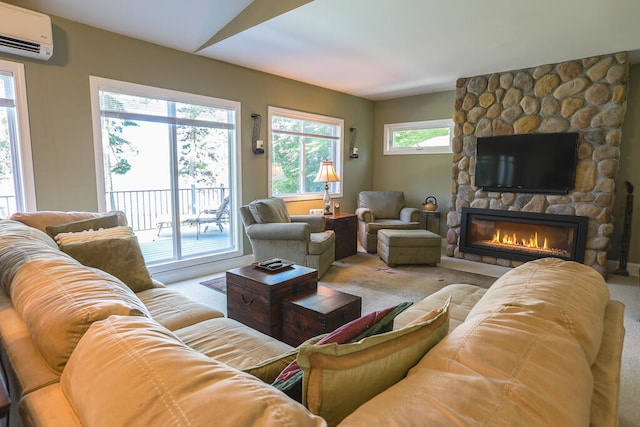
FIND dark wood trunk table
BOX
[226,263,318,339]
[281,285,362,346]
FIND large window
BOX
[384,119,453,155]
[90,77,241,275]
[0,60,36,217]
[268,106,343,201]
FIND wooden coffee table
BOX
[226,263,318,339]
[281,286,362,346]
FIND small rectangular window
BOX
[384,119,453,155]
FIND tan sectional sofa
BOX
[0,212,625,426]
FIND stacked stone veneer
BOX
[447,52,629,276]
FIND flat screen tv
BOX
[474,132,579,194]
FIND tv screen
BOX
[474,132,579,194]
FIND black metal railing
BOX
[106,186,228,231]
[0,188,228,232]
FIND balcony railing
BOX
[0,188,228,233]
[106,186,228,231]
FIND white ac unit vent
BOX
[0,2,53,61]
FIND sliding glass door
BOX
[91,77,241,274]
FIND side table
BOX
[226,263,318,339]
[421,210,441,234]
[324,213,357,260]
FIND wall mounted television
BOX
[474,132,579,195]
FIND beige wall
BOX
[372,91,455,236]
[0,15,373,256]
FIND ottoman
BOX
[377,229,441,267]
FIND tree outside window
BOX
[268,107,343,201]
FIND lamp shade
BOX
[314,161,340,183]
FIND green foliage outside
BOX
[393,128,449,148]
[271,117,335,196]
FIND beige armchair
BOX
[355,190,420,253]
[239,197,335,278]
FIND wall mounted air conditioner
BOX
[0,2,53,61]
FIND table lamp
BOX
[314,161,340,215]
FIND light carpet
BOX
[319,253,496,314]
[200,253,497,316]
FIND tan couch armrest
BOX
[590,300,625,427]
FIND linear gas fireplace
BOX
[459,208,588,263]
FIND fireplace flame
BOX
[492,230,549,250]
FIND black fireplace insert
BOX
[459,207,588,263]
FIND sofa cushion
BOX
[298,300,449,426]
[56,226,154,292]
[0,242,63,295]
[45,214,120,239]
[136,287,224,330]
[0,291,60,395]
[358,191,406,219]
[248,197,291,224]
[173,317,293,375]
[9,210,126,233]
[0,219,59,250]
[364,221,420,234]
[466,257,609,365]
[394,283,487,331]
[10,255,150,374]
[341,307,593,426]
[61,315,325,427]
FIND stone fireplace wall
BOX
[447,52,629,276]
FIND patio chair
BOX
[183,196,230,239]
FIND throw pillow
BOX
[248,197,291,223]
[297,298,450,426]
[242,335,325,384]
[57,226,154,293]
[45,214,120,239]
[272,302,413,397]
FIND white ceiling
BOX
[13,0,640,100]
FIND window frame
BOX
[267,106,343,202]
[0,59,36,214]
[383,118,454,155]
[89,76,243,278]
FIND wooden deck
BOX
[137,225,233,264]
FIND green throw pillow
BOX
[272,302,413,400]
[45,214,120,239]
[297,298,450,426]
[57,227,154,293]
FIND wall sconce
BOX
[251,113,264,154]
[349,127,359,159]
